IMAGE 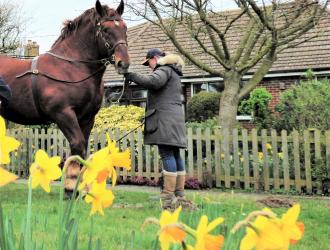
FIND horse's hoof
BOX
[64,189,78,200]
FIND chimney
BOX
[24,40,39,57]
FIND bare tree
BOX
[126,0,329,130]
[0,1,22,54]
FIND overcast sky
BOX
[9,0,239,53]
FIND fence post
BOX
[261,129,270,191]
[326,131,330,175]
[222,128,230,188]
[137,128,143,177]
[214,128,221,187]
[304,130,312,193]
[196,128,203,183]
[187,127,194,178]
[233,128,240,189]
[292,130,301,193]
[242,129,250,189]
[205,128,212,185]
[271,129,280,189]
[251,129,259,190]
[281,130,290,191]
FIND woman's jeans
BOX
[158,145,185,173]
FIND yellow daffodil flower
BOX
[0,167,18,186]
[258,152,264,161]
[85,181,114,216]
[80,134,130,189]
[290,222,304,245]
[29,149,62,193]
[80,147,110,189]
[240,211,284,250]
[159,206,186,250]
[279,204,304,248]
[0,116,20,164]
[266,143,272,150]
[194,215,224,250]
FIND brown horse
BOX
[0,0,129,160]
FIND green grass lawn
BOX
[0,183,329,250]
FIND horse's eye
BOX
[102,27,110,33]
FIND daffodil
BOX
[80,134,130,189]
[194,215,224,250]
[240,210,284,250]
[159,206,186,250]
[0,167,18,186]
[290,222,304,245]
[266,143,272,150]
[85,181,114,216]
[96,138,130,185]
[29,149,62,193]
[79,146,110,189]
[258,152,264,161]
[0,116,20,164]
[279,204,304,248]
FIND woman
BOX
[125,48,194,210]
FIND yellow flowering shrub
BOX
[93,105,145,132]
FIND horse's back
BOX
[0,56,31,83]
[0,56,44,124]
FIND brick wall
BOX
[257,77,297,111]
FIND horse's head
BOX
[95,0,130,74]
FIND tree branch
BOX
[238,45,277,100]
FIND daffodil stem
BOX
[182,224,197,239]
[141,217,160,231]
[25,177,33,250]
[63,155,89,171]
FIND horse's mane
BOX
[51,5,117,48]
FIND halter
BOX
[96,16,128,62]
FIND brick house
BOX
[103,8,330,119]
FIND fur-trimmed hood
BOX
[156,54,184,76]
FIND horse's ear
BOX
[116,0,124,16]
[95,0,105,17]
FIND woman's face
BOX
[148,56,159,70]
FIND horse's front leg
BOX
[52,109,87,198]
[79,116,96,155]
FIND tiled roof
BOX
[104,8,330,82]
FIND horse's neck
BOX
[50,29,101,64]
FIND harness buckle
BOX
[32,69,39,74]
[104,61,111,67]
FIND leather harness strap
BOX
[30,56,46,119]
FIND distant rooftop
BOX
[104,7,330,83]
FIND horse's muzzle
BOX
[116,61,130,74]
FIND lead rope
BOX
[110,75,145,142]
[115,120,145,143]
[110,76,127,104]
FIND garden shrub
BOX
[274,78,330,132]
[186,91,221,122]
[186,117,220,131]
[238,87,273,130]
[93,104,145,131]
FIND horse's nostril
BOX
[117,61,123,68]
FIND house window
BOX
[104,87,147,108]
[192,82,222,95]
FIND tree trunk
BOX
[218,70,241,130]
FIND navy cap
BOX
[141,48,165,66]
